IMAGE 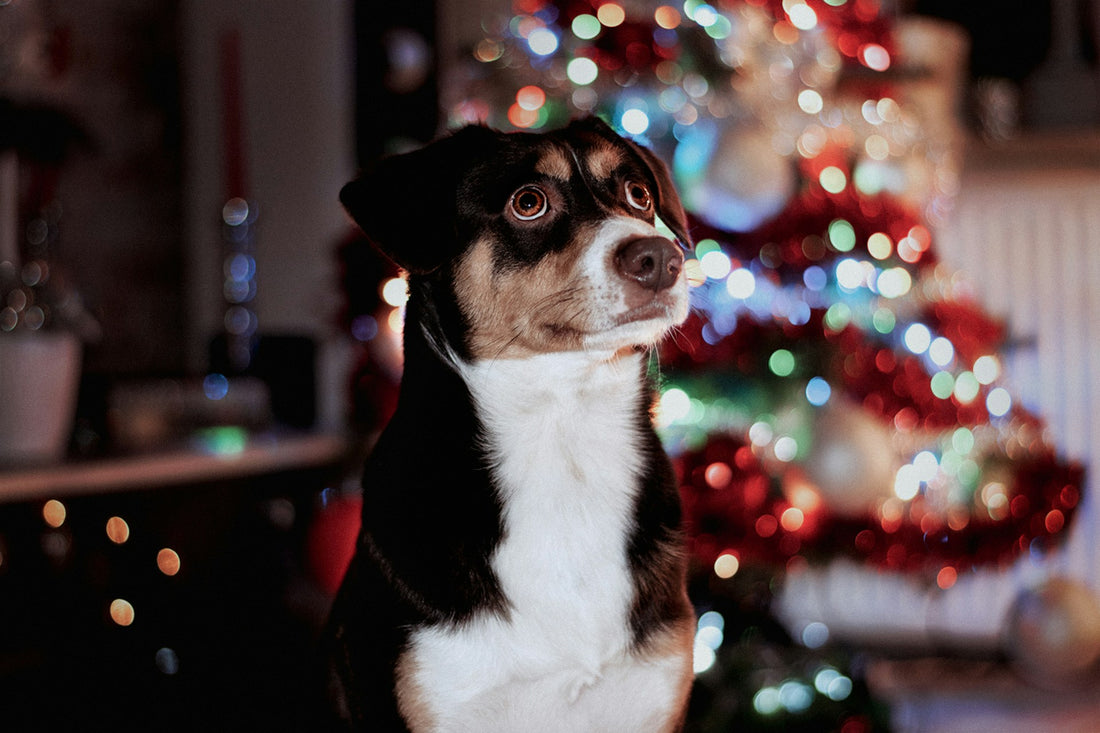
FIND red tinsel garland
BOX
[663,185,1086,576]
[677,431,1084,574]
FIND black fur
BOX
[324,294,507,728]
[324,117,692,731]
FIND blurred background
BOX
[1,0,1100,730]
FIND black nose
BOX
[615,236,684,292]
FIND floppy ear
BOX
[626,140,693,250]
[339,125,502,274]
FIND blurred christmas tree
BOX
[339,0,1085,729]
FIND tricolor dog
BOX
[325,117,695,732]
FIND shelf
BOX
[0,432,348,502]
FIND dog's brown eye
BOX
[625,181,653,212]
[509,186,549,220]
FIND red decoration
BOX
[307,494,361,595]
[731,0,897,70]
[219,29,248,201]
[928,300,1005,364]
[678,435,1084,574]
[661,177,1084,578]
[688,188,937,284]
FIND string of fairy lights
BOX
[437,0,1095,705]
[434,0,1084,582]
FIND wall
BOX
[180,0,355,404]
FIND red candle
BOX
[219,29,248,202]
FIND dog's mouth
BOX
[612,301,679,328]
[534,244,689,347]
[540,300,680,339]
[543,290,687,354]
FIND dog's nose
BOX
[615,237,684,292]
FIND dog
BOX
[324,117,695,732]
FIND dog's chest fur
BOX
[397,351,684,731]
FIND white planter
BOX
[0,331,82,464]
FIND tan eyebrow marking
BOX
[584,144,624,181]
[534,147,572,180]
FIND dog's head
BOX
[340,117,693,361]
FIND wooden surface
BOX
[0,432,347,502]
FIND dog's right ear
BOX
[340,125,501,274]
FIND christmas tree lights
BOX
[337,0,1089,726]
[444,0,1082,582]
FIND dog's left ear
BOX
[625,139,693,250]
[340,125,501,274]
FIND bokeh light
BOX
[714,552,740,578]
[571,14,601,40]
[110,599,135,627]
[527,27,559,56]
[566,57,598,85]
[43,500,66,528]
[596,3,625,27]
[157,548,182,576]
[106,517,130,545]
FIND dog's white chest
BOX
[398,352,682,731]
[477,352,642,641]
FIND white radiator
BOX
[776,135,1100,649]
[939,158,1100,591]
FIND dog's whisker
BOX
[489,328,526,366]
[531,286,582,311]
[559,304,587,328]
[665,324,692,355]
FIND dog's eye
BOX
[625,181,653,212]
[509,186,549,220]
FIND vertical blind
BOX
[776,143,1100,649]
[938,163,1100,597]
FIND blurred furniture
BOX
[0,432,348,730]
[0,331,82,464]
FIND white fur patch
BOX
[399,350,687,731]
[576,217,690,353]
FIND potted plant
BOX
[0,98,95,465]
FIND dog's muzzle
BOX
[614,237,684,293]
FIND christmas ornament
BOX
[307,493,361,595]
[1006,577,1100,686]
[800,398,897,517]
[675,120,797,232]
